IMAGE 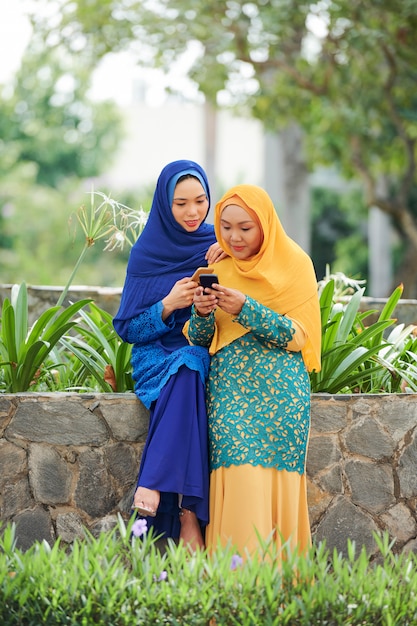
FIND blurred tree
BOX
[0,31,127,285]
[311,186,368,281]
[0,35,122,187]
[29,0,417,295]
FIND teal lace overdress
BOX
[188,296,311,475]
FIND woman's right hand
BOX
[161,277,198,320]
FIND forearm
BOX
[127,301,175,344]
[236,296,306,351]
[188,306,215,347]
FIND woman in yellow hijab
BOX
[187,184,321,558]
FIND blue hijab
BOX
[113,160,215,340]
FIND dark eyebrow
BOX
[173,193,207,201]
[220,218,255,225]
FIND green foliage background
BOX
[0,29,135,288]
[311,186,369,282]
[25,0,417,292]
[1,1,417,291]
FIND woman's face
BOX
[220,204,263,259]
[171,178,209,231]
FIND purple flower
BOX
[230,554,243,570]
[132,518,148,537]
[157,571,168,582]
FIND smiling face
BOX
[171,177,209,232]
[220,204,263,259]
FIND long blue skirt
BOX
[135,365,209,539]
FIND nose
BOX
[186,203,198,216]
[230,229,242,242]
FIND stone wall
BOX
[1,392,416,557]
[307,394,417,558]
[0,393,149,551]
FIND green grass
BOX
[1,517,416,625]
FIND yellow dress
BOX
[188,297,312,558]
[206,466,310,556]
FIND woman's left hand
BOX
[206,242,227,264]
[212,285,246,316]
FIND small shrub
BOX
[311,278,417,393]
[1,517,417,625]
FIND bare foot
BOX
[179,508,205,552]
[133,486,160,517]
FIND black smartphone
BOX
[199,274,219,291]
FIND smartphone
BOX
[199,274,219,291]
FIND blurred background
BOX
[1,0,416,297]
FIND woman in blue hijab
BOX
[113,160,222,550]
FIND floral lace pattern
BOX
[189,297,311,474]
[128,301,174,346]
[128,302,210,409]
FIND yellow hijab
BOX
[207,185,321,372]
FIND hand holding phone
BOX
[193,273,220,317]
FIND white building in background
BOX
[97,92,313,252]
[98,100,264,199]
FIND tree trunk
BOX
[391,242,417,299]
[264,125,311,254]
[368,206,393,298]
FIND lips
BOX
[185,220,199,228]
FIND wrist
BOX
[161,297,174,320]
[193,304,211,318]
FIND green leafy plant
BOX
[1,517,417,625]
[310,278,417,393]
[60,302,133,392]
[0,190,146,393]
[0,282,91,393]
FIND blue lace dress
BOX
[188,296,312,555]
[127,301,211,538]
